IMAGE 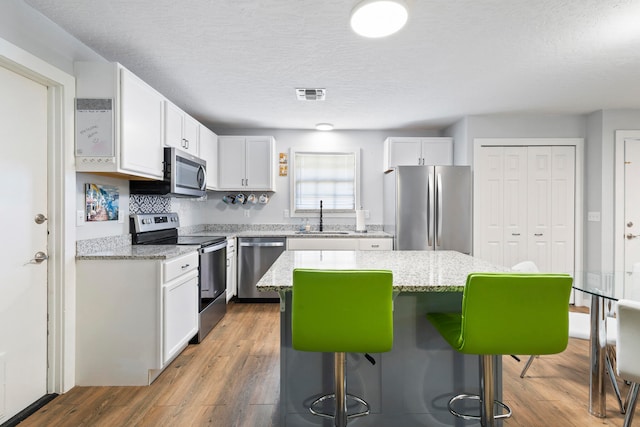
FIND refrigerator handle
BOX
[436,172,443,247]
[428,172,434,247]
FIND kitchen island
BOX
[257,250,509,427]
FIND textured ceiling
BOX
[24,0,640,131]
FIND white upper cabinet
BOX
[164,100,199,156]
[383,137,453,171]
[75,62,164,179]
[199,126,218,190]
[217,136,276,191]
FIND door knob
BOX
[35,213,47,224]
[626,233,640,240]
[28,251,48,264]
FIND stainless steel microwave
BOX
[130,147,207,197]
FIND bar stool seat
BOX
[427,273,573,427]
[292,269,393,427]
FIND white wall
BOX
[443,117,469,165]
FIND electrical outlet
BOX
[364,210,370,219]
[587,212,601,222]
[244,210,250,218]
[76,210,84,226]
[283,209,289,218]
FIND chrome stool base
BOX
[448,394,512,421]
[309,393,370,421]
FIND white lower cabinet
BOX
[76,251,199,386]
[287,237,392,251]
[163,273,198,364]
[358,238,393,251]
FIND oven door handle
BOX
[199,241,228,254]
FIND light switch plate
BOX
[587,212,601,222]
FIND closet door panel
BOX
[503,147,528,267]
[527,147,552,271]
[477,147,504,264]
[550,146,576,273]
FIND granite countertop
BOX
[256,250,509,292]
[76,245,198,261]
[182,230,392,239]
[75,229,393,260]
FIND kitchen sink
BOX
[295,231,350,235]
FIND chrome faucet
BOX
[319,200,323,232]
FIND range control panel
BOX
[130,212,180,233]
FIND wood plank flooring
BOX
[20,302,629,426]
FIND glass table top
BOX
[571,270,640,301]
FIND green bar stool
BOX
[292,269,394,427]
[426,273,573,427]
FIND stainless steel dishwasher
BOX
[237,237,285,300]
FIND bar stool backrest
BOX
[291,269,394,353]
[458,273,573,355]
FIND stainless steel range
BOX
[130,213,227,343]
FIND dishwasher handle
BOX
[199,241,228,254]
[240,241,285,247]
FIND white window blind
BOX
[293,151,358,213]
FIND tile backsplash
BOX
[130,194,171,214]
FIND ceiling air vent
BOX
[296,88,326,101]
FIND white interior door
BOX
[624,138,640,300]
[0,65,48,422]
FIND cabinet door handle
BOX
[371,244,379,248]
[512,233,520,236]
[245,178,248,187]
[534,233,543,237]
[181,263,190,269]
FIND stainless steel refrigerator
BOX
[383,165,471,252]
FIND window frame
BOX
[289,149,361,218]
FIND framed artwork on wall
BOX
[85,183,119,221]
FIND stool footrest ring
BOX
[448,394,512,420]
[309,393,370,420]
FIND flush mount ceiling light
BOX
[350,0,408,38]
[315,123,334,131]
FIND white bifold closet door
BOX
[476,145,575,273]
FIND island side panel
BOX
[279,291,502,426]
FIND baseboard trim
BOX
[1,393,58,427]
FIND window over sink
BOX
[290,150,360,217]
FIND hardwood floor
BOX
[20,302,629,427]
